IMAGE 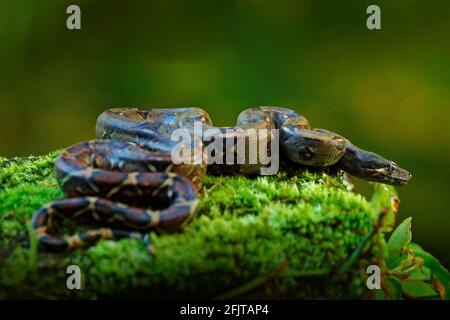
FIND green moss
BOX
[0,151,61,190]
[0,152,446,299]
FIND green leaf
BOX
[406,267,432,281]
[409,244,450,300]
[386,251,405,271]
[370,184,399,233]
[387,217,412,252]
[385,276,403,300]
[407,242,424,252]
[400,280,439,299]
[386,217,412,269]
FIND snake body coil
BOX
[32,106,411,251]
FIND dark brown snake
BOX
[32,107,411,252]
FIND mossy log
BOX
[0,152,446,299]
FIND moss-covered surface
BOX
[0,152,448,299]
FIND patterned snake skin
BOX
[32,106,411,252]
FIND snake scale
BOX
[32,107,411,252]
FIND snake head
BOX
[339,142,412,186]
[280,126,347,166]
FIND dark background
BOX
[0,0,449,266]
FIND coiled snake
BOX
[32,107,411,251]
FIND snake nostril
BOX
[333,138,346,151]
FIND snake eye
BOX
[332,137,346,151]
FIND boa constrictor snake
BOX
[32,107,411,252]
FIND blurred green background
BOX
[0,0,449,266]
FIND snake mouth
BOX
[366,164,412,186]
[388,165,412,186]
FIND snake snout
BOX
[389,163,412,186]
